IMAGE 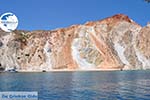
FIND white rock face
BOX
[0,14,150,71]
[135,49,150,69]
[71,38,95,69]
[42,41,52,70]
[0,33,20,70]
[114,42,130,66]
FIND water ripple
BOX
[0,70,150,100]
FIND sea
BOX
[0,70,150,100]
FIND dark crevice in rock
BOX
[25,54,30,56]
[38,55,42,59]
[0,41,3,47]
[0,66,5,71]
[47,48,51,52]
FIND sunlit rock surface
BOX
[0,14,149,71]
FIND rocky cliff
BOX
[0,14,150,71]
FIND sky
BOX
[0,0,150,30]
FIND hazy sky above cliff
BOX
[0,0,150,30]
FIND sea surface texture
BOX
[0,71,150,100]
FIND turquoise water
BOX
[0,70,150,100]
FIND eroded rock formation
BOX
[0,14,149,71]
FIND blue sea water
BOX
[0,70,150,100]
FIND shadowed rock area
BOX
[0,14,149,71]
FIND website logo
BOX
[0,92,38,100]
[0,12,18,32]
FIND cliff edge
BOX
[0,14,149,71]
